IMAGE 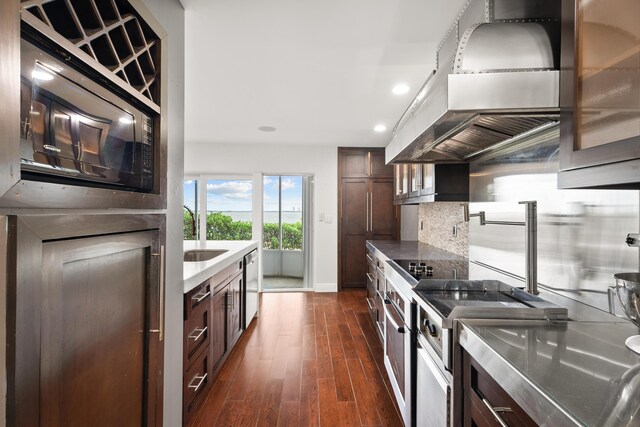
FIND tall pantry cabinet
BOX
[338,148,400,289]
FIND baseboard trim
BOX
[314,283,338,293]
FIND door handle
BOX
[365,192,369,232]
[383,305,405,333]
[369,192,373,231]
[150,245,165,341]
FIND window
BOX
[263,176,303,250]
[183,178,199,240]
[205,179,253,241]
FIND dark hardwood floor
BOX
[188,290,403,427]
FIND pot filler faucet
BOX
[465,201,538,295]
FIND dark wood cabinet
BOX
[338,150,399,289]
[462,350,537,427]
[394,163,469,204]
[365,247,385,341]
[183,257,246,425]
[8,215,165,427]
[558,0,640,189]
[339,147,394,178]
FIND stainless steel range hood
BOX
[386,0,561,164]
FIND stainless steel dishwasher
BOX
[243,249,259,328]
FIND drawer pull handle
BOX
[192,290,211,304]
[188,373,208,393]
[481,398,512,427]
[366,298,375,311]
[366,273,374,282]
[188,326,208,342]
[366,254,373,263]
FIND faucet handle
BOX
[518,200,537,205]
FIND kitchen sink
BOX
[183,249,228,262]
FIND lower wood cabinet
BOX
[183,258,246,425]
[8,216,164,427]
[463,350,537,427]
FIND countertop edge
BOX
[183,240,259,293]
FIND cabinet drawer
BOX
[185,301,210,363]
[187,280,211,313]
[184,346,210,418]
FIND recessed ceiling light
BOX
[258,126,277,132]
[392,83,410,95]
[374,124,387,133]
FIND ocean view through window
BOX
[205,179,253,240]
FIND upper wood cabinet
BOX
[394,163,469,205]
[559,0,640,188]
[339,147,394,178]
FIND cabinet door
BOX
[341,179,368,234]
[559,0,640,187]
[340,179,369,288]
[210,287,227,373]
[409,164,422,197]
[370,150,393,178]
[227,274,243,350]
[370,179,397,238]
[339,148,369,177]
[39,231,161,427]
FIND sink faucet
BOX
[465,201,538,294]
[184,205,197,238]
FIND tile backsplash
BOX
[418,202,469,257]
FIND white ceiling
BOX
[182,0,467,147]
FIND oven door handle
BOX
[384,304,405,333]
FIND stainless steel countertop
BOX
[459,319,640,427]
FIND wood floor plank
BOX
[338,323,358,359]
[299,359,319,427]
[315,333,333,379]
[256,379,285,427]
[346,357,383,426]
[302,324,317,360]
[337,401,361,427]
[277,401,300,427]
[332,357,355,402]
[282,345,303,401]
[318,378,341,427]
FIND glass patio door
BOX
[262,175,309,290]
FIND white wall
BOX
[140,1,185,426]
[185,143,338,291]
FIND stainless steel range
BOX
[384,259,568,427]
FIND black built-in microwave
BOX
[19,29,155,192]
